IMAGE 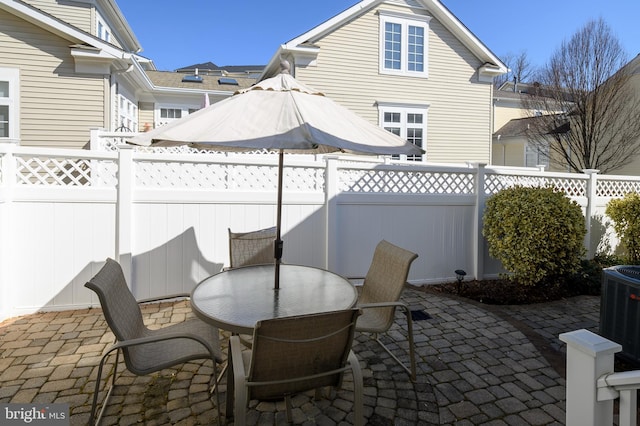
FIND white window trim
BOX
[377,101,429,162]
[117,94,138,132]
[378,10,431,78]
[0,67,20,143]
[155,104,200,127]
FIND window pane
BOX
[0,81,8,97]
[407,128,422,145]
[407,113,423,124]
[384,127,401,136]
[408,26,424,72]
[384,23,402,70]
[384,112,401,123]
[0,105,8,137]
[407,128,423,161]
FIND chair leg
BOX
[403,306,417,382]
[372,306,417,382]
[348,351,364,426]
[209,360,222,426]
[89,348,120,426]
[285,395,292,423]
[232,380,247,426]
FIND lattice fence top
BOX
[339,167,475,194]
[597,178,640,198]
[14,155,117,187]
[8,135,640,200]
[135,160,325,192]
[99,135,274,156]
[484,173,587,197]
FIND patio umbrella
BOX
[129,61,423,288]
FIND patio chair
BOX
[227,226,278,348]
[227,309,363,425]
[228,226,277,268]
[84,258,224,426]
[356,240,419,381]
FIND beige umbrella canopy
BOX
[129,61,423,288]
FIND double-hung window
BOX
[0,68,19,142]
[378,102,428,161]
[117,94,138,132]
[379,11,431,77]
[525,142,549,168]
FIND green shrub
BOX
[482,186,586,286]
[606,193,640,264]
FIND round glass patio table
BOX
[191,264,358,335]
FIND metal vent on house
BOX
[218,77,239,85]
[182,75,203,83]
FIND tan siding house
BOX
[0,0,147,148]
[23,0,92,33]
[262,0,506,164]
[1,0,507,156]
[0,6,106,148]
[0,0,252,148]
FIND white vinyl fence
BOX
[1,130,640,321]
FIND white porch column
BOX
[560,329,621,426]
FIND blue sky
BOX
[117,0,640,72]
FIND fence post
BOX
[473,163,487,280]
[116,144,134,287]
[0,143,16,320]
[559,329,621,426]
[583,169,599,259]
[325,156,339,271]
[89,128,102,151]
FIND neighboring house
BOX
[598,55,640,176]
[0,0,255,149]
[259,0,507,164]
[492,82,556,169]
[2,0,508,159]
[493,56,640,174]
[140,70,256,129]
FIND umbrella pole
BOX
[274,149,284,289]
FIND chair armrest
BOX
[136,293,190,304]
[108,331,221,362]
[357,301,408,311]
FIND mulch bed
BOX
[426,278,585,305]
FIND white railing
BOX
[561,329,640,426]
